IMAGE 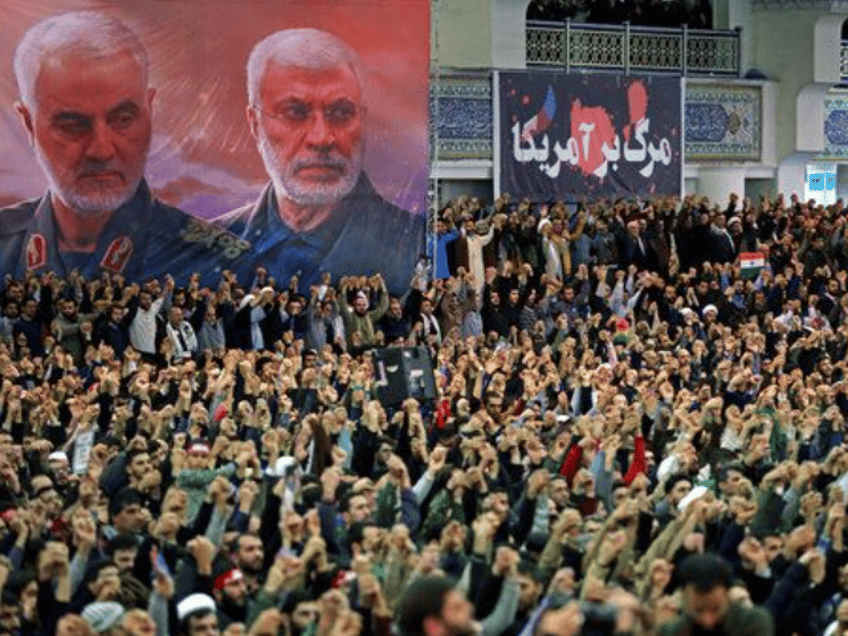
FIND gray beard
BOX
[256,128,361,208]
[34,143,144,217]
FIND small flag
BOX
[827,174,837,191]
[521,86,557,142]
[739,252,765,280]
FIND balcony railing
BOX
[527,20,741,77]
[841,40,848,82]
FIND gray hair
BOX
[14,12,149,110]
[246,28,363,107]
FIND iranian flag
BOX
[739,252,765,279]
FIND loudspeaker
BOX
[373,346,436,407]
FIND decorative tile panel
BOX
[429,74,493,160]
[824,98,848,157]
[684,83,761,161]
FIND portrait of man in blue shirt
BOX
[213,28,425,295]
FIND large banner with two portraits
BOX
[0,0,429,294]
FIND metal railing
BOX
[527,20,741,76]
[841,40,848,82]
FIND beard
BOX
[220,594,247,622]
[35,144,146,217]
[256,127,361,207]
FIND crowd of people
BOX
[526,0,714,30]
[2,189,848,636]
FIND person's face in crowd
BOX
[549,478,569,508]
[186,447,211,470]
[128,452,151,481]
[22,299,37,320]
[222,575,247,607]
[6,285,23,303]
[360,524,382,553]
[508,289,520,305]
[289,300,303,316]
[762,536,784,563]
[389,299,403,319]
[110,305,124,324]
[435,590,476,636]
[114,547,138,573]
[489,292,500,307]
[377,442,393,466]
[484,492,509,518]
[0,600,19,633]
[683,584,730,631]
[20,579,38,619]
[139,292,152,311]
[485,394,503,419]
[49,456,70,481]
[549,567,576,597]
[16,49,153,216]
[32,475,61,514]
[421,299,433,316]
[220,418,238,440]
[354,295,369,316]
[236,535,265,575]
[114,501,145,534]
[345,494,372,525]
[516,573,542,612]
[61,300,78,320]
[718,469,743,497]
[169,307,183,327]
[668,479,692,507]
[613,486,629,508]
[187,612,220,636]
[3,302,19,319]
[121,610,156,636]
[250,61,364,208]
[89,564,121,597]
[290,601,318,632]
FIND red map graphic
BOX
[569,80,648,177]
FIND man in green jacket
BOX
[339,274,389,349]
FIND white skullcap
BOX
[177,593,216,621]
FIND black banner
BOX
[498,72,682,201]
